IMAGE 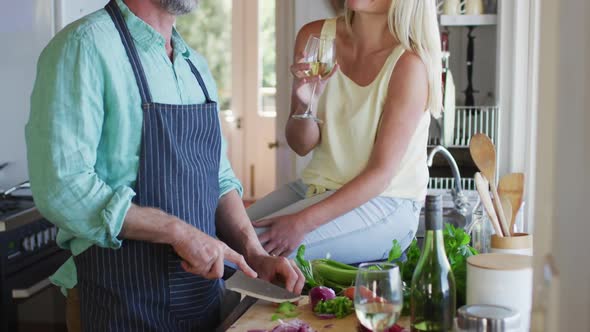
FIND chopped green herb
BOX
[314,296,354,318]
[271,302,300,321]
[388,239,403,263]
[277,302,297,314]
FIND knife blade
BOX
[224,270,301,303]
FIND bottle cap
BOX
[425,194,443,230]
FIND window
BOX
[176,0,232,111]
[260,0,277,117]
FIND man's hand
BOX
[247,254,306,295]
[171,221,257,280]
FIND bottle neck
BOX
[423,229,446,254]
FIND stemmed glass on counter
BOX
[354,263,404,332]
[291,34,336,124]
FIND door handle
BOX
[268,141,279,149]
[12,278,52,299]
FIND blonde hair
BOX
[345,0,443,117]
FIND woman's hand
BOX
[254,213,312,257]
[290,55,339,111]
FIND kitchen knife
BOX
[225,270,301,303]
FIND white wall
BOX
[0,1,55,189]
[0,0,106,190]
[532,0,590,330]
[294,0,335,31]
[551,0,590,328]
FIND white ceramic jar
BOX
[466,254,533,332]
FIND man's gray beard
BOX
[153,0,198,15]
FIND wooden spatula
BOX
[498,173,525,236]
[474,172,504,237]
[469,133,511,236]
[500,196,513,235]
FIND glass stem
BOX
[305,80,318,116]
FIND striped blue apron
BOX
[74,1,223,330]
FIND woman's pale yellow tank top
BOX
[301,18,431,201]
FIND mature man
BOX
[25,0,304,330]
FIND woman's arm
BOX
[298,52,430,229]
[286,21,324,156]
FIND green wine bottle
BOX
[410,195,456,332]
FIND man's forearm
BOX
[215,190,267,260]
[119,204,185,245]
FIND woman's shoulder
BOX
[295,17,345,45]
[392,50,427,83]
[297,19,325,37]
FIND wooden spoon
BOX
[469,134,511,236]
[474,172,504,237]
[498,173,525,236]
[500,196,513,235]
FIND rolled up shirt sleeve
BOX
[25,33,134,251]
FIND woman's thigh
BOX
[252,190,335,236]
[246,180,308,222]
[289,197,421,264]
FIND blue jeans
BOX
[247,181,421,264]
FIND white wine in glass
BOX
[292,34,336,123]
[356,302,402,331]
[307,61,334,77]
[354,263,403,332]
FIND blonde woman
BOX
[249,0,442,263]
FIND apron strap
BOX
[185,59,214,103]
[105,0,153,105]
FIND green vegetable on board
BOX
[271,302,300,321]
[295,246,320,288]
[295,246,357,292]
[314,296,355,318]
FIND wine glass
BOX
[291,34,336,124]
[354,263,403,332]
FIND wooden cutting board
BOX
[229,296,410,331]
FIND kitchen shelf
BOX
[429,106,500,148]
[440,14,497,27]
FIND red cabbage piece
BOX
[270,319,316,332]
[309,286,336,309]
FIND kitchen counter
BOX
[229,297,410,331]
